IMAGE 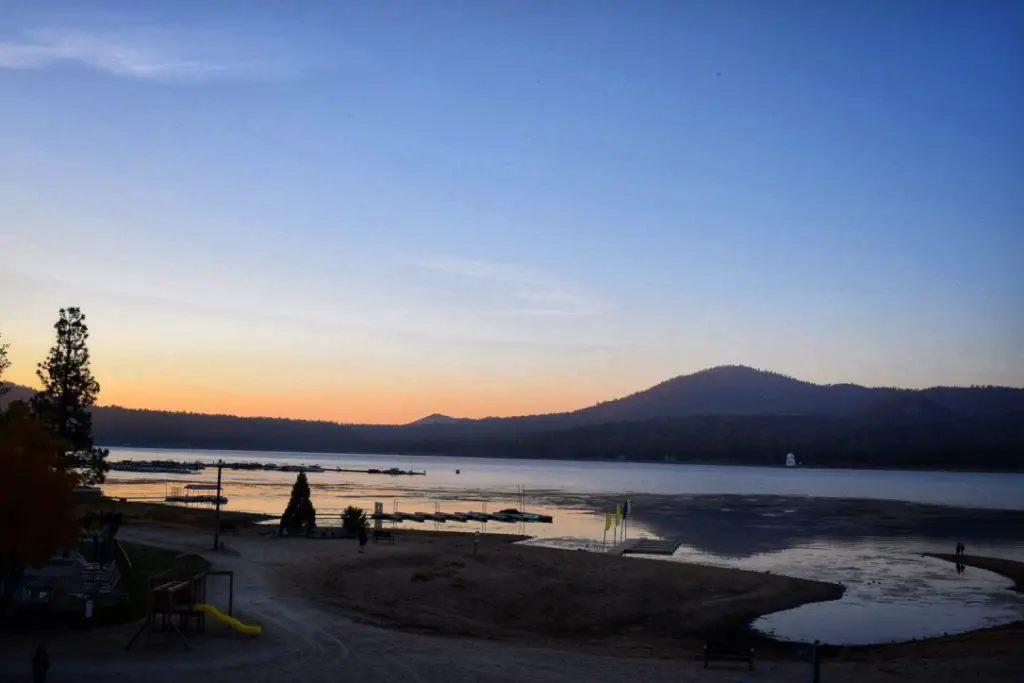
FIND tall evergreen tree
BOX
[280,471,317,534]
[31,308,109,484]
[0,331,10,396]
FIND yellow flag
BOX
[604,511,611,531]
[614,504,621,527]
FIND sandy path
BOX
[2,527,1020,682]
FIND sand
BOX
[283,532,842,656]
[1,524,1021,683]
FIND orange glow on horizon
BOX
[5,366,612,425]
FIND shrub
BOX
[340,506,368,534]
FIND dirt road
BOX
[2,526,1020,682]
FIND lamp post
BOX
[212,460,224,550]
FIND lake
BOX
[102,447,1024,645]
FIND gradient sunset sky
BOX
[1,1,1021,424]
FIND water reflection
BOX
[742,544,1024,645]
[101,473,602,541]
[579,493,1024,559]
[105,447,1024,510]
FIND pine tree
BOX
[0,331,10,396]
[31,308,109,484]
[280,471,316,534]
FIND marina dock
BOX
[110,459,426,476]
[609,538,681,556]
[371,508,553,525]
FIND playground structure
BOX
[125,562,260,651]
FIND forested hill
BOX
[0,383,35,406]
[3,366,1022,471]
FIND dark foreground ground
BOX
[2,518,1023,683]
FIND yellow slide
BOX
[193,603,262,635]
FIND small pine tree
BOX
[280,471,316,534]
[31,308,109,484]
[341,506,369,534]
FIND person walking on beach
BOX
[357,526,368,554]
[32,643,49,683]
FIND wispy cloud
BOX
[0,27,289,82]
[415,257,603,317]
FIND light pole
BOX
[212,460,224,550]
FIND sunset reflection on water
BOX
[100,465,623,542]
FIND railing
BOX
[81,561,121,594]
[115,539,132,573]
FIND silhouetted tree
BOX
[280,471,316,534]
[1,402,80,604]
[0,331,10,397]
[341,506,369,534]
[31,308,109,484]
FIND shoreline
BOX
[78,499,1024,658]
[923,553,1024,592]
[753,554,1024,658]
[282,531,846,659]
[5,527,1021,683]
[101,445,1024,475]
[21,512,1024,671]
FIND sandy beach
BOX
[2,523,1022,683]
[283,532,841,656]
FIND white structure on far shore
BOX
[785,453,797,467]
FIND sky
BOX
[1,1,1022,424]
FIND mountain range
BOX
[410,365,1024,427]
[3,366,1023,470]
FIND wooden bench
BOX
[703,641,754,670]
[373,530,395,545]
[219,521,239,535]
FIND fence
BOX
[81,561,121,594]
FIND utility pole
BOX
[212,460,224,550]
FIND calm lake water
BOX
[103,447,1024,645]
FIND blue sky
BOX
[1,1,1022,422]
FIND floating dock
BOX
[609,538,681,556]
[370,508,553,525]
[165,494,228,505]
[436,512,468,522]
[413,512,447,522]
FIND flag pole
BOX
[603,510,611,551]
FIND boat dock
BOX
[371,506,553,526]
[609,538,681,556]
[165,494,228,505]
[110,459,425,476]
